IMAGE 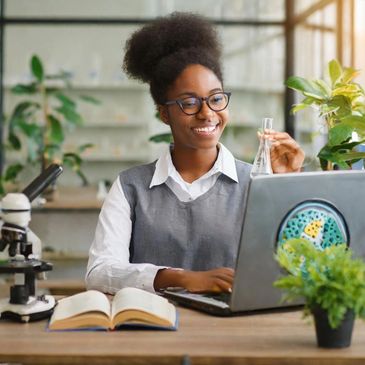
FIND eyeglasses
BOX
[164,91,231,116]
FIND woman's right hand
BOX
[154,267,234,293]
[181,268,234,293]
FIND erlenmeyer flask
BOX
[250,118,273,177]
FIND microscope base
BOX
[0,294,56,323]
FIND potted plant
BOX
[274,238,365,348]
[286,59,365,170]
[0,54,99,196]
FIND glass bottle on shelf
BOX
[250,117,273,177]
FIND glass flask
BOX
[250,117,273,177]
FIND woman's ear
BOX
[157,105,170,125]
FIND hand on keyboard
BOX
[181,267,234,293]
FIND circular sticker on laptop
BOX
[277,200,349,250]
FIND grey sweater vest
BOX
[119,160,252,270]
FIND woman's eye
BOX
[182,98,198,108]
[210,95,224,104]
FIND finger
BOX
[212,273,234,286]
[271,145,299,157]
[271,136,300,146]
[211,269,234,281]
[212,278,233,293]
[271,141,304,158]
[214,267,235,277]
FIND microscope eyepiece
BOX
[22,164,63,202]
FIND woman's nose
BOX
[196,100,214,119]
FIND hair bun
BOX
[123,12,221,83]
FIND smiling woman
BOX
[158,64,230,181]
[85,12,305,296]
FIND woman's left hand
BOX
[261,130,305,173]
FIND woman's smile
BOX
[191,122,220,137]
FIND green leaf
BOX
[335,151,365,162]
[149,133,173,144]
[76,170,88,186]
[290,103,308,114]
[320,104,339,117]
[55,93,76,108]
[285,76,325,99]
[31,54,44,82]
[332,84,362,98]
[55,105,83,125]
[303,96,318,105]
[8,133,22,150]
[11,83,38,94]
[328,123,353,145]
[77,143,94,153]
[79,95,101,105]
[63,152,82,165]
[4,163,24,182]
[329,59,343,86]
[9,102,40,126]
[317,143,365,168]
[302,91,325,101]
[17,121,42,139]
[314,80,331,97]
[326,95,351,119]
[340,115,365,138]
[47,115,64,144]
[62,152,88,185]
[342,67,361,83]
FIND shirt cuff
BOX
[136,265,169,293]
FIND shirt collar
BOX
[149,143,238,189]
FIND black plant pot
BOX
[312,307,355,348]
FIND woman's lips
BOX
[192,123,219,136]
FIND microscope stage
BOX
[0,294,56,322]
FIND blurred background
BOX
[0,0,364,284]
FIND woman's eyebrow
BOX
[177,88,223,98]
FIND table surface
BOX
[1,305,365,365]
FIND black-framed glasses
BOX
[164,91,231,115]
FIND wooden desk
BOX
[1,307,365,365]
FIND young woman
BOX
[86,12,305,295]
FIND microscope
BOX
[0,164,63,322]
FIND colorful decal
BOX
[277,200,349,250]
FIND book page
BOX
[111,287,176,326]
[51,290,111,322]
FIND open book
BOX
[48,287,178,331]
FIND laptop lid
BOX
[230,170,365,312]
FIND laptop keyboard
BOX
[202,292,231,304]
[164,290,231,309]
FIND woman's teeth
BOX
[193,125,217,133]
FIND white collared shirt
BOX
[86,144,238,294]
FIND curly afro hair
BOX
[123,12,223,105]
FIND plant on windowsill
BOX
[0,54,100,197]
[274,238,365,348]
[286,59,365,170]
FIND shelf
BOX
[5,82,284,93]
[4,82,149,91]
[226,84,285,94]
[32,186,102,210]
[82,155,149,162]
[82,122,146,128]
[228,122,258,128]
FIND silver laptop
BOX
[163,170,365,316]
